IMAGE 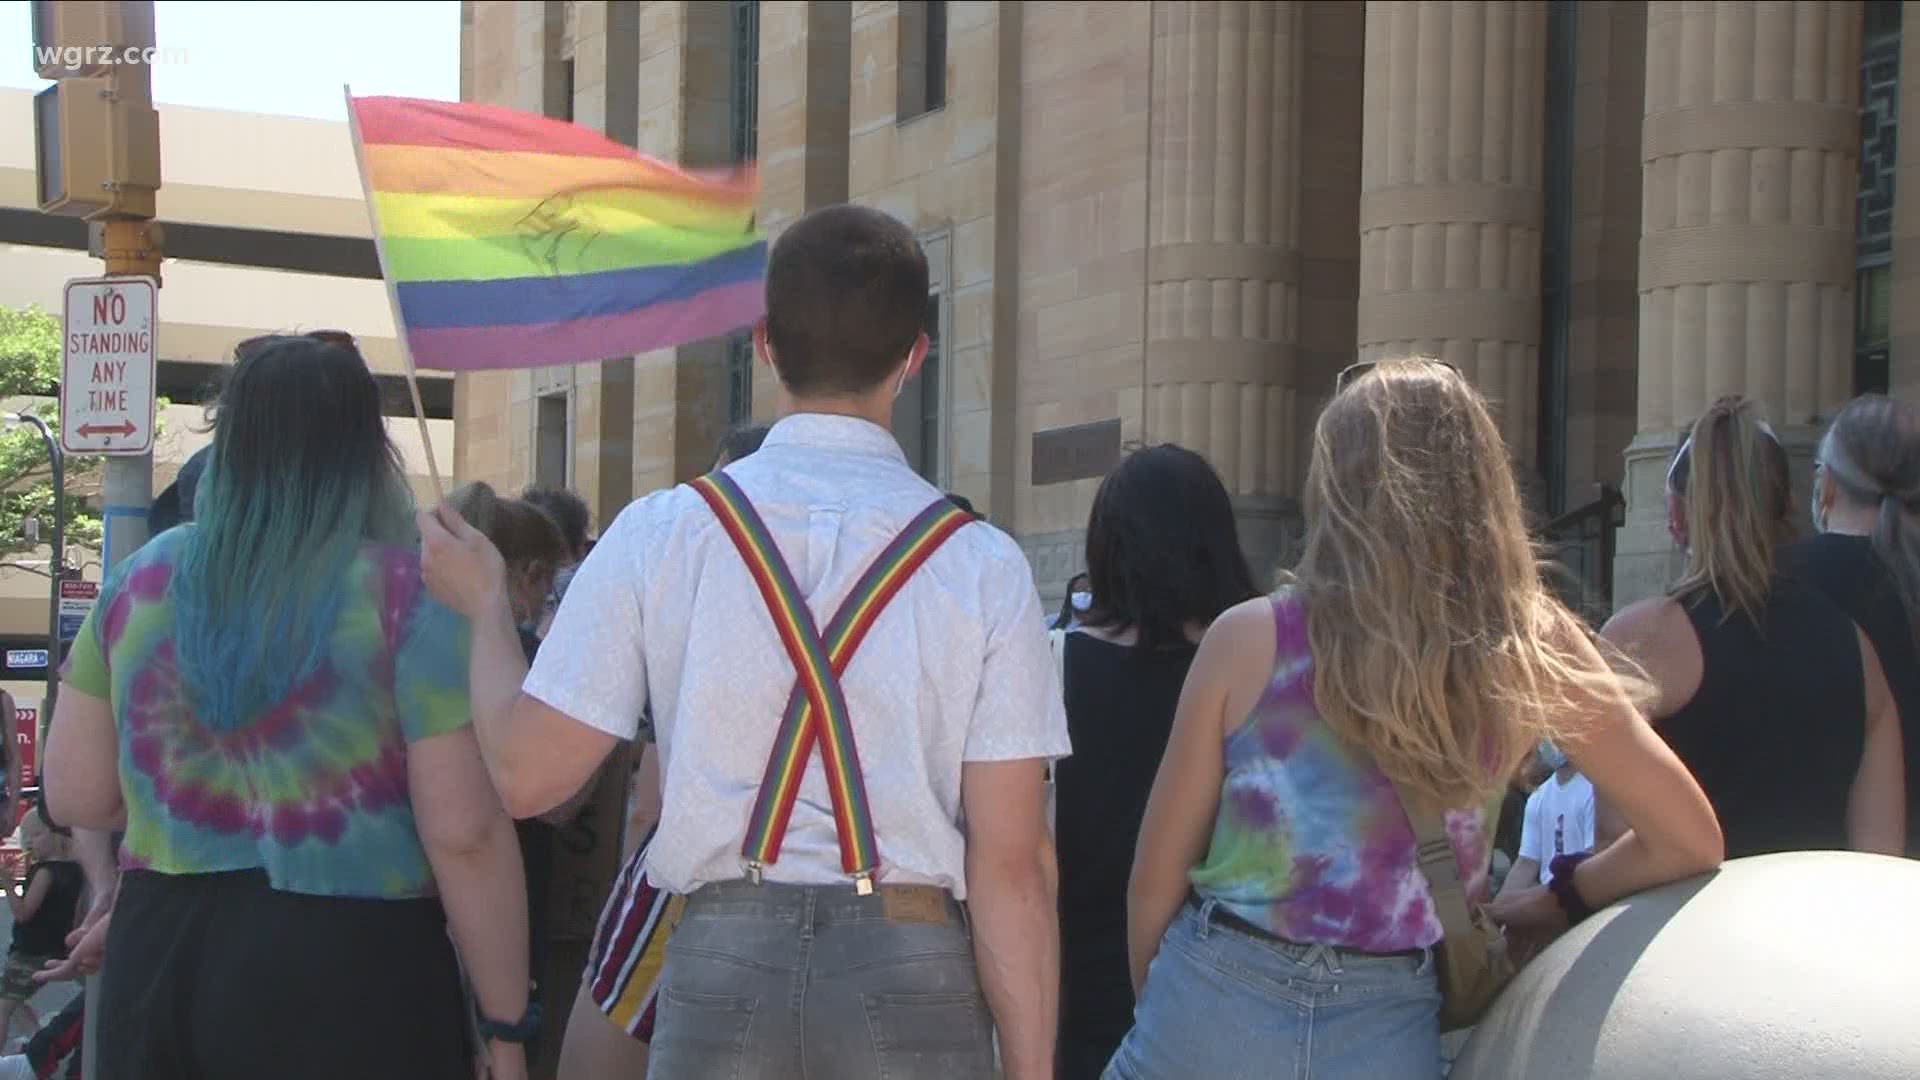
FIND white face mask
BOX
[893,362,911,401]
[1070,591,1092,613]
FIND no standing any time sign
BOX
[61,276,158,456]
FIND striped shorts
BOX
[585,832,685,1042]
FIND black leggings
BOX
[98,870,471,1080]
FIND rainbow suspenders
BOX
[690,471,974,895]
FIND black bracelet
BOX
[1546,852,1596,924]
[475,998,543,1045]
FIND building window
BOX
[730,0,760,163]
[897,1,947,122]
[535,392,570,489]
[893,292,944,482]
[726,334,754,424]
[1857,2,1900,395]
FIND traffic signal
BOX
[30,1,156,78]
[33,73,160,219]
[30,1,161,220]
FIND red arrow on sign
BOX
[77,421,137,438]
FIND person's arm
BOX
[419,507,631,819]
[8,865,49,921]
[960,544,1075,1079]
[408,724,529,1076]
[1488,609,1722,933]
[72,828,116,912]
[1592,793,1630,849]
[1848,627,1905,855]
[33,827,118,985]
[1496,856,1541,900]
[1496,790,1546,901]
[41,687,124,832]
[962,758,1056,1080]
[1126,598,1271,992]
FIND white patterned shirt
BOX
[523,414,1071,898]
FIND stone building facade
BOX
[458,0,1916,611]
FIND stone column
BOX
[1146,0,1305,575]
[1614,1,1861,606]
[1357,1,1548,475]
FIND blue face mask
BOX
[1537,740,1569,772]
[1070,591,1092,613]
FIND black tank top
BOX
[1783,533,1920,854]
[1662,578,1865,858]
[1055,632,1197,926]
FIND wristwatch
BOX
[1546,852,1596,925]
[475,998,543,1045]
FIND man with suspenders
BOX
[420,204,1070,1078]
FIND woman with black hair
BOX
[1054,444,1258,1080]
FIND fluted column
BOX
[1146,0,1304,570]
[1614,1,1861,606]
[1357,1,1547,470]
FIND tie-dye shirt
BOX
[1189,588,1497,952]
[61,529,471,899]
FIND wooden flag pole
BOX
[342,84,446,499]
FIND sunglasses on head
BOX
[1665,417,1783,490]
[1335,358,1461,392]
[235,330,358,358]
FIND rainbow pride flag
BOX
[346,95,764,372]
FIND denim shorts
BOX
[1103,900,1442,1080]
[647,879,995,1080]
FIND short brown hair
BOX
[447,482,569,569]
[764,204,929,396]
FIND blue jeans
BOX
[646,879,996,1080]
[1103,900,1441,1080]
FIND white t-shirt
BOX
[1519,772,1595,885]
[523,414,1072,899]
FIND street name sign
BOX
[61,275,157,456]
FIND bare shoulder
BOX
[1196,595,1281,680]
[1600,595,1686,650]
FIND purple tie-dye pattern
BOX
[1230,786,1280,828]
[1188,589,1495,953]
[67,534,467,900]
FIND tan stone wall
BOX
[1291,0,1365,521]
[453,0,547,495]
[1615,0,1863,607]
[566,1,638,527]
[848,1,1008,517]
[1563,1,1645,503]
[1359,1,1548,474]
[1892,0,1920,398]
[750,3,854,422]
[1012,1,1151,592]
[456,0,1895,614]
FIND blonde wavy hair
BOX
[1293,359,1638,809]
[1666,395,1792,625]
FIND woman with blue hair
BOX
[41,334,530,1080]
